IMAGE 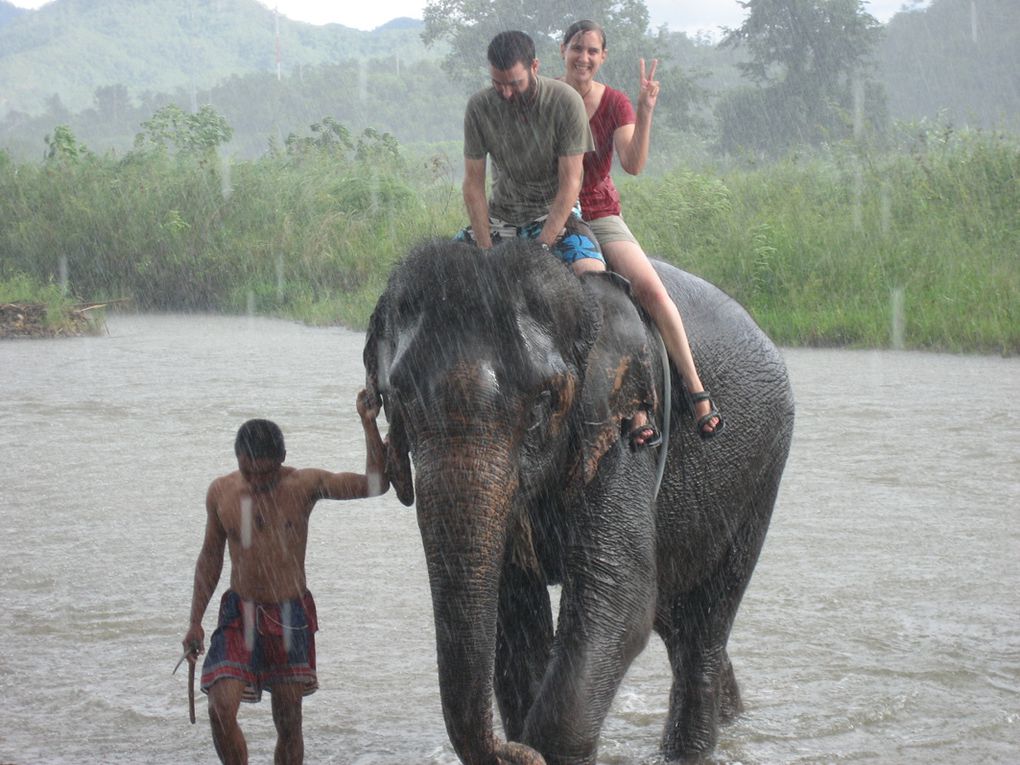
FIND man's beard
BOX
[511,72,538,108]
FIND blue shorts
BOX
[456,210,603,265]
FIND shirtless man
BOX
[182,390,388,765]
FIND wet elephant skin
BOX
[363,238,794,764]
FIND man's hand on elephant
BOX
[357,388,381,422]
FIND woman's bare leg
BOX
[602,239,720,437]
[571,256,607,275]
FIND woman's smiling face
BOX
[562,29,607,86]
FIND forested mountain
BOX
[0,0,436,117]
[0,1,27,27]
[0,0,1017,162]
[877,0,1020,128]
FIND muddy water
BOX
[1,314,1016,763]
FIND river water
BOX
[1,314,1017,764]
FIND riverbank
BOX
[0,300,108,338]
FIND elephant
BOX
[363,237,794,765]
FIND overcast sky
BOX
[10,0,932,37]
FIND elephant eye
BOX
[527,390,553,432]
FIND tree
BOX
[419,0,712,141]
[878,0,1020,128]
[43,94,72,125]
[92,85,132,127]
[284,116,354,159]
[716,0,885,154]
[421,0,653,92]
[133,104,233,158]
[44,124,91,163]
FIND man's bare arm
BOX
[358,388,388,497]
[183,484,227,653]
[538,153,584,247]
[463,156,493,249]
[313,389,390,501]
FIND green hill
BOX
[877,0,1020,129]
[1,0,1017,162]
[0,0,435,117]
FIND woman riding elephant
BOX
[364,238,794,764]
[559,18,723,442]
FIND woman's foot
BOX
[690,391,724,440]
[627,407,662,451]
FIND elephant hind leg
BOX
[719,650,744,723]
[657,582,746,758]
[660,636,727,760]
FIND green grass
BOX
[619,129,1020,354]
[1,127,1017,352]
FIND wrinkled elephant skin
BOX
[363,239,794,764]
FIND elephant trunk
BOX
[415,436,520,765]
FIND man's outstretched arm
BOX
[313,388,390,501]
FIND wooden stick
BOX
[188,656,197,724]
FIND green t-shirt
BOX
[464,75,594,226]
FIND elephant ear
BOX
[364,295,415,507]
[575,272,658,484]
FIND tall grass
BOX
[1,127,1016,353]
[621,127,1019,354]
[0,142,464,322]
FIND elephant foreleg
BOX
[495,561,554,741]
[720,651,744,722]
[521,470,658,763]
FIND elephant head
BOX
[363,239,660,763]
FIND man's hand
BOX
[182,625,204,664]
[357,388,381,423]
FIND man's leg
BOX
[207,678,248,765]
[270,683,305,765]
[543,214,606,275]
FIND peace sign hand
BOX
[638,58,660,110]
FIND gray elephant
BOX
[363,238,794,764]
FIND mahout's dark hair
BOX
[234,419,285,459]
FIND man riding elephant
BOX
[457,29,661,449]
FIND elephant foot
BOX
[496,741,546,765]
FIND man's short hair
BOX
[235,419,286,460]
[487,30,535,70]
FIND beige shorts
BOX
[587,214,639,246]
